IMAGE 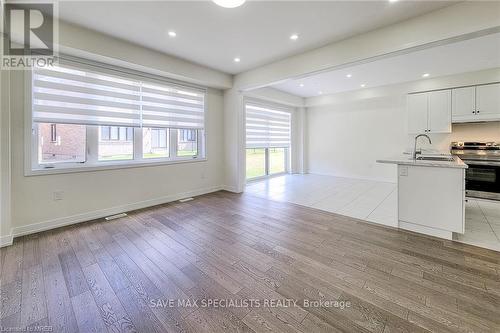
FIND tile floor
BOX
[245,174,500,252]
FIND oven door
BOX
[464,163,500,199]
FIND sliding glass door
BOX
[245,100,292,181]
[246,147,289,180]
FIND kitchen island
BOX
[377,155,468,240]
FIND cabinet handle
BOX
[477,110,480,114]
[473,111,476,114]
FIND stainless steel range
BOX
[451,142,500,201]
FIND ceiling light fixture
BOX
[360,84,366,88]
[212,0,246,8]
[168,31,177,37]
[422,73,430,78]
[346,74,352,78]
[299,83,304,87]
[318,91,323,95]
[234,57,241,63]
[389,0,399,3]
[290,34,299,41]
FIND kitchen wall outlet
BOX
[399,167,408,177]
[53,191,64,201]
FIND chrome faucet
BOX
[413,134,432,159]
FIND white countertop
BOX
[377,154,468,169]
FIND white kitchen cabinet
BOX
[428,90,452,133]
[451,86,475,121]
[398,165,465,239]
[408,93,428,134]
[476,83,500,119]
[452,83,500,123]
[408,90,451,134]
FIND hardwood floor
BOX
[1,191,500,332]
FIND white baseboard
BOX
[399,221,453,240]
[0,234,13,247]
[222,185,242,193]
[11,185,223,239]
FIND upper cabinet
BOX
[476,84,500,118]
[452,83,500,123]
[451,86,475,120]
[408,90,451,134]
[429,90,452,133]
[408,93,428,134]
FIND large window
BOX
[37,123,86,164]
[245,101,291,180]
[177,129,198,157]
[143,128,169,159]
[98,126,134,161]
[29,58,206,173]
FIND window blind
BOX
[32,60,205,129]
[245,101,292,148]
[141,82,205,129]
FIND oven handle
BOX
[462,160,500,167]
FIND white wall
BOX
[1,22,228,242]
[223,2,500,192]
[307,95,406,182]
[58,20,232,89]
[8,69,224,236]
[0,57,13,246]
[306,68,500,183]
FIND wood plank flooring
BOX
[1,191,500,332]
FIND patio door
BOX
[245,100,291,180]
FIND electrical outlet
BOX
[399,167,408,177]
[53,191,64,201]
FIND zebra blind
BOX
[32,59,205,129]
[245,101,292,148]
[141,81,205,129]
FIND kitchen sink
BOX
[416,156,454,162]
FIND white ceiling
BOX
[53,1,455,74]
[272,32,500,97]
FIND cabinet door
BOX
[398,166,465,233]
[428,90,451,133]
[408,93,428,134]
[476,83,500,120]
[452,86,475,122]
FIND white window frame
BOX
[24,60,208,176]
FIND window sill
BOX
[26,157,208,177]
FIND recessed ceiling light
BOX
[212,0,246,8]
[234,57,241,63]
[360,84,366,88]
[299,83,304,87]
[290,34,299,41]
[389,0,399,3]
[168,31,177,37]
[422,73,430,78]
[346,74,352,78]
[318,91,323,95]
